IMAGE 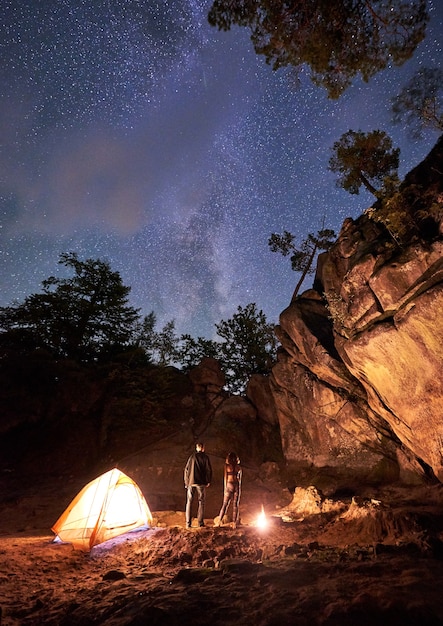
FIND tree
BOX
[150,320,180,366]
[215,303,278,394]
[133,314,183,366]
[0,252,140,361]
[392,67,443,138]
[130,311,157,364]
[269,228,336,301]
[176,334,220,371]
[329,130,400,196]
[208,0,428,98]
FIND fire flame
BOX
[256,505,267,529]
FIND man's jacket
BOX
[184,451,212,487]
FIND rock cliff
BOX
[270,136,443,485]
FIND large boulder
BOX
[213,395,256,422]
[246,374,278,425]
[336,283,443,481]
[270,136,443,484]
[188,357,226,410]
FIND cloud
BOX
[2,36,254,239]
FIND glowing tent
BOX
[52,468,153,551]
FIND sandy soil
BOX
[2,462,443,626]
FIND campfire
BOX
[255,505,267,529]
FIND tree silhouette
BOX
[150,320,180,366]
[0,252,140,361]
[208,0,428,98]
[392,67,443,138]
[176,334,220,371]
[215,303,278,394]
[269,228,336,301]
[329,130,400,196]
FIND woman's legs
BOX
[218,485,234,522]
[232,486,240,524]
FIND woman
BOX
[214,452,242,528]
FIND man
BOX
[184,442,212,528]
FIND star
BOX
[1,0,442,338]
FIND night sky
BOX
[1,1,442,339]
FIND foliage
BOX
[365,179,441,246]
[368,195,412,246]
[324,290,348,327]
[130,314,182,366]
[176,334,220,371]
[329,130,400,196]
[208,0,428,98]
[137,307,279,395]
[392,67,443,139]
[269,228,336,300]
[133,312,156,352]
[215,303,278,394]
[103,365,191,436]
[0,252,140,362]
[0,254,278,394]
[149,320,179,366]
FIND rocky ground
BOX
[2,433,443,626]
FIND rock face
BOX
[271,136,443,484]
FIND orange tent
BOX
[52,468,153,551]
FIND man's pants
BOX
[186,485,206,526]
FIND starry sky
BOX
[1,1,442,339]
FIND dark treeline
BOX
[0,252,278,395]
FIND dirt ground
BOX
[2,451,443,626]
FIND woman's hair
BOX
[226,452,239,466]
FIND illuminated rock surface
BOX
[271,136,443,484]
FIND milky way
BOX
[1,1,442,338]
